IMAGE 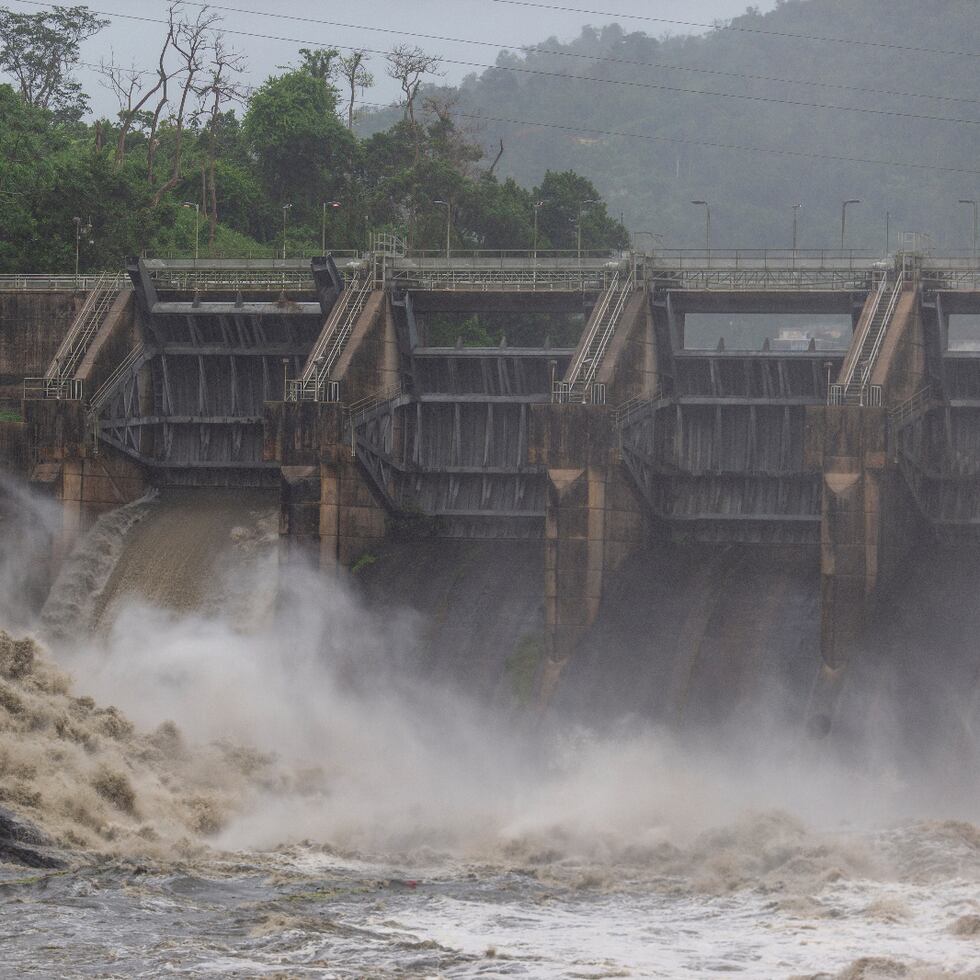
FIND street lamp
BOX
[575,199,598,261]
[322,200,341,255]
[959,199,978,268]
[532,200,545,260]
[281,204,293,261]
[181,202,200,263]
[434,200,452,260]
[840,199,861,250]
[691,200,711,252]
[791,203,803,253]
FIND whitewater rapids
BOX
[0,484,978,977]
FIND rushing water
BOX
[1,483,979,979]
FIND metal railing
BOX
[22,272,122,401]
[0,274,110,291]
[88,343,147,416]
[47,272,121,378]
[890,384,934,429]
[345,382,405,429]
[839,275,889,388]
[288,273,374,401]
[387,267,616,291]
[22,377,83,400]
[555,268,636,404]
[828,383,882,407]
[612,387,667,427]
[857,276,904,389]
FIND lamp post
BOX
[885,210,891,256]
[532,200,544,260]
[840,199,861,250]
[691,200,711,252]
[281,203,292,261]
[791,203,803,253]
[181,202,200,263]
[959,199,978,268]
[322,200,341,255]
[434,200,451,260]
[575,199,598,262]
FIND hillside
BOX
[373,0,980,251]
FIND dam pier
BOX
[4,242,979,709]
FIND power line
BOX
[9,0,980,130]
[488,0,980,60]
[121,0,980,108]
[355,102,980,177]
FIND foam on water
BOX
[1,476,979,977]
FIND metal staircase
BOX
[287,272,373,402]
[23,272,122,400]
[554,267,636,405]
[829,273,903,407]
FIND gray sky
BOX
[34,0,779,117]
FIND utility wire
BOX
[356,101,980,177]
[489,0,980,60]
[117,0,980,108]
[7,0,980,175]
[9,0,980,129]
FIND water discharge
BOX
[0,480,979,977]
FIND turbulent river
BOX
[0,482,979,979]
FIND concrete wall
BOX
[265,295,395,572]
[0,421,27,476]
[529,404,646,696]
[0,290,82,403]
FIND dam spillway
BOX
[6,246,980,723]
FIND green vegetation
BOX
[0,410,23,423]
[350,552,379,575]
[0,5,627,272]
[421,311,584,348]
[506,633,545,707]
[377,0,980,251]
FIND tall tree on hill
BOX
[0,4,107,121]
[194,37,246,245]
[386,44,442,162]
[338,49,373,130]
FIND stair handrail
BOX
[840,273,888,387]
[88,343,147,416]
[345,382,404,430]
[858,275,904,388]
[581,267,636,389]
[565,270,621,384]
[44,272,122,382]
[310,274,374,389]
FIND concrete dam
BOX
[4,244,980,728]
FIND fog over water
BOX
[0,479,979,976]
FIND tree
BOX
[386,45,442,128]
[298,46,339,93]
[194,37,246,244]
[337,49,373,130]
[151,4,220,203]
[533,171,628,251]
[0,4,107,120]
[101,23,175,166]
[243,69,353,209]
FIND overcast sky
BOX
[9,0,780,117]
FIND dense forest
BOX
[0,5,627,272]
[362,0,980,252]
[3,0,979,272]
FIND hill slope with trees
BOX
[429,0,980,251]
